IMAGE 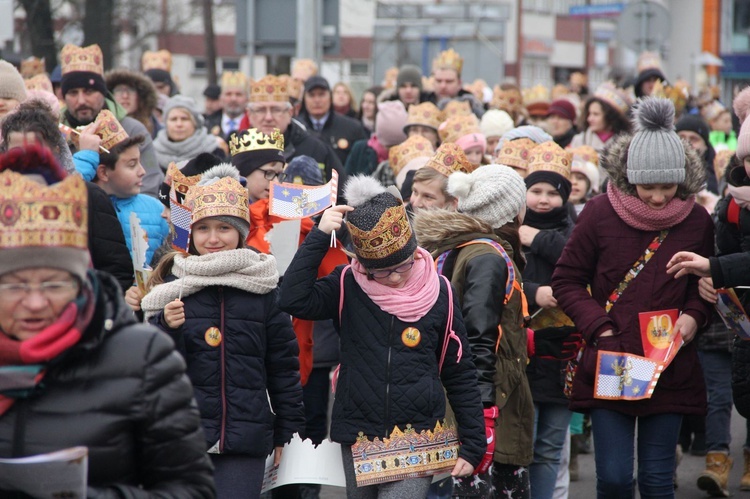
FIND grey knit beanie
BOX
[0,60,27,102]
[397,65,423,90]
[626,97,685,185]
[447,164,526,228]
[213,215,249,242]
[164,94,204,128]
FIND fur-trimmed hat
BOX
[448,164,526,229]
[344,176,416,269]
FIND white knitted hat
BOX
[480,109,514,138]
[447,164,526,228]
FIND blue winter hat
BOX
[281,155,324,186]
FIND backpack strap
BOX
[338,264,351,325]
[438,274,462,374]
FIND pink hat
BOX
[376,101,408,147]
[455,132,487,154]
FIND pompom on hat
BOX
[626,97,686,185]
[733,86,750,159]
[448,164,526,229]
[344,176,417,270]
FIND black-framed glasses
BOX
[367,260,415,280]
[259,169,282,181]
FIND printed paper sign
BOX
[638,309,681,363]
[716,289,750,340]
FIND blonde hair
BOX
[412,167,455,202]
[332,82,358,114]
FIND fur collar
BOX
[413,209,494,253]
[601,132,706,199]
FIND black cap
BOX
[675,114,711,149]
[304,75,330,93]
[203,84,221,100]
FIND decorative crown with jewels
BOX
[229,128,285,157]
[527,141,573,180]
[185,176,249,226]
[249,74,289,103]
[0,170,88,250]
[432,48,463,75]
[496,137,536,172]
[20,57,45,79]
[94,110,129,151]
[60,44,104,76]
[424,142,475,177]
[388,135,435,176]
[141,50,173,72]
[221,71,249,92]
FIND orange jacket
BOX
[247,199,348,385]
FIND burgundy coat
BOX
[551,194,714,416]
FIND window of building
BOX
[222,59,240,71]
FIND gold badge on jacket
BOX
[211,125,222,137]
[337,138,349,150]
[205,327,222,347]
[401,327,421,347]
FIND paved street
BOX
[319,408,750,498]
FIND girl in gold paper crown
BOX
[140,164,304,499]
[279,175,486,497]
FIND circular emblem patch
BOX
[401,327,421,347]
[337,138,349,150]
[205,327,222,347]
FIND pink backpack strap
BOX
[438,274,463,374]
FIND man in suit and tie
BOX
[205,71,248,141]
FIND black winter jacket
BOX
[87,182,134,293]
[0,272,215,497]
[150,280,304,457]
[522,214,575,406]
[298,110,367,167]
[279,228,486,468]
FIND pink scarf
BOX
[607,184,695,231]
[727,184,750,209]
[367,134,389,164]
[596,131,614,144]
[351,247,440,323]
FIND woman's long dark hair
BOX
[494,216,525,272]
[579,97,631,136]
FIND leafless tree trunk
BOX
[202,0,217,86]
[18,0,57,72]
[83,0,115,69]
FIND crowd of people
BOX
[0,41,749,499]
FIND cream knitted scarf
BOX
[142,249,279,319]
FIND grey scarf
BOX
[153,127,219,170]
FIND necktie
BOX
[314,120,323,131]
[227,119,237,133]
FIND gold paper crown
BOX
[25,74,53,93]
[388,135,435,176]
[637,51,663,73]
[60,44,104,76]
[164,161,203,203]
[221,71,249,92]
[438,115,480,144]
[491,85,523,114]
[422,75,435,93]
[20,57,45,79]
[351,422,460,487]
[405,102,444,132]
[278,74,303,101]
[527,141,572,180]
[249,75,289,103]
[94,110,129,151]
[496,137,536,171]
[291,59,318,81]
[466,79,487,102]
[523,84,550,105]
[229,128,285,157]
[567,145,599,166]
[141,50,172,72]
[442,100,472,119]
[186,176,249,226]
[702,101,727,123]
[651,79,667,99]
[432,49,463,75]
[383,67,399,89]
[424,142,475,177]
[593,81,631,116]
[0,171,87,250]
[346,204,413,263]
[714,149,734,180]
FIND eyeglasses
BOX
[259,169,282,181]
[367,260,415,280]
[0,280,79,303]
[247,106,289,117]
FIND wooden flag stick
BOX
[58,123,110,154]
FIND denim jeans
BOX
[530,403,572,499]
[590,409,682,499]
